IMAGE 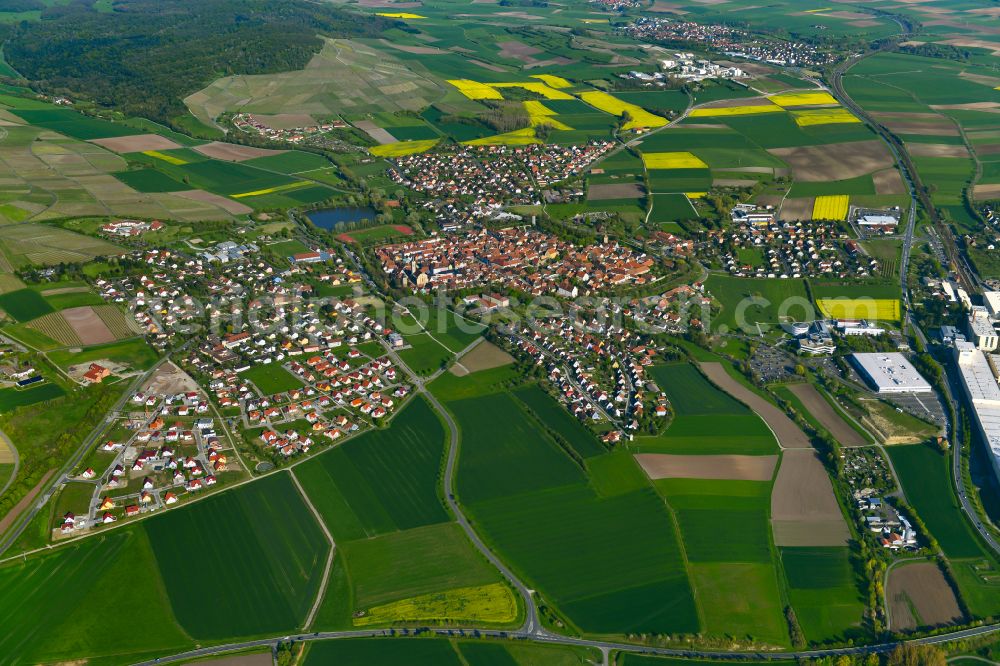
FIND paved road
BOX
[134,618,1000,666]
[0,353,175,556]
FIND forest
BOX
[4,0,393,125]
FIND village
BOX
[386,142,614,212]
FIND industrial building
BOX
[968,306,999,351]
[953,341,1000,483]
[850,353,932,394]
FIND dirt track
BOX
[887,562,963,631]
[698,363,812,449]
[635,453,777,481]
[787,383,866,447]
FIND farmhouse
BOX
[850,353,932,394]
[82,363,111,384]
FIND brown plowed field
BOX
[89,134,182,153]
[62,306,115,345]
[787,383,866,447]
[771,449,850,546]
[635,453,777,480]
[887,562,963,631]
[769,140,893,181]
[193,142,286,162]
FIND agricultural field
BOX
[705,275,811,333]
[302,637,595,666]
[0,528,191,664]
[780,546,866,643]
[145,473,330,639]
[888,443,1000,618]
[639,363,777,456]
[448,388,699,636]
[295,396,448,540]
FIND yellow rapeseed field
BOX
[686,191,707,198]
[141,150,187,165]
[530,74,572,89]
[578,91,668,129]
[354,582,518,627]
[689,104,783,117]
[463,127,540,146]
[817,298,901,321]
[642,151,708,169]
[232,181,312,199]
[448,79,504,100]
[523,101,572,130]
[491,82,574,100]
[792,108,861,127]
[369,139,440,157]
[375,12,426,18]
[812,194,850,220]
[769,91,839,107]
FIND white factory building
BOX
[953,341,1000,483]
[850,353,933,394]
[968,306,999,351]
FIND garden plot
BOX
[635,454,777,481]
[771,450,850,547]
[887,561,963,631]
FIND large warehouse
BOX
[953,341,1000,484]
[850,352,933,394]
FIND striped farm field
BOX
[642,152,708,169]
[447,79,504,100]
[793,108,860,127]
[463,128,539,147]
[689,104,783,118]
[370,139,440,157]
[816,298,901,321]
[812,195,850,220]
[577,91,668,129]
[491,82,573,101]
[231,180,312,199]
[769,91,839,107]
[25,311,80,346]
[530,74,572,89]
[141,150,187,165]
[93,304,141,339]
[524,101,572,130]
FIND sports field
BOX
[145,473,329,639]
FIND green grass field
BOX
[449,390,699,635]
[513,385,604,459]
[238,363,304,395]
[145,473,329,639]
[705,275,811,333]
[0,382,65,412]
[888,444,985,559]
[780,547,866,643]
[295,396,449,541]
[47,339,158,370]
[0,529,190,663]
[638,364,777,455]
[0,288,54,322]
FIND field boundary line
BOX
[289,468,336,631]
[0,428,18,498]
